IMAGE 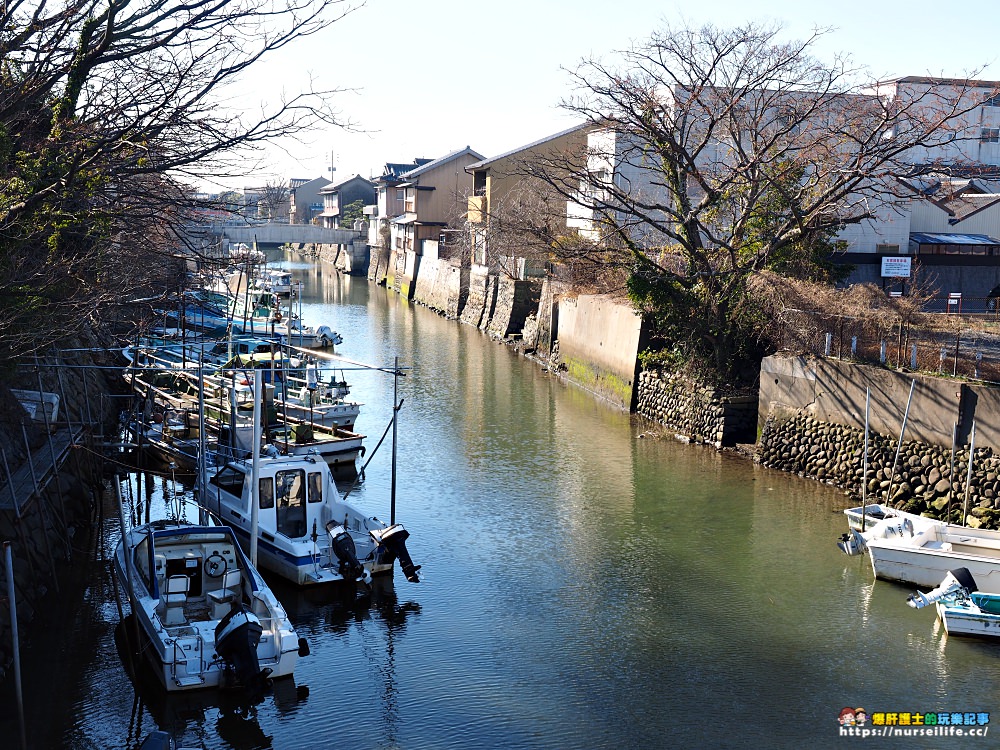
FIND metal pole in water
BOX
[862,388,870,531]
[885,379,917,504]
[946,422,957,524]
[251,377,262,567]
[4,541,27,750]
[391,356,399,526]
[963,421,977,528]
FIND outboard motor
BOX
[837,529,867,556]
[215,603,269,698]
[370,524,421,583]
[907,567,978,609]
[326,520,371,584]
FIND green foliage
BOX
[341,199,365,226]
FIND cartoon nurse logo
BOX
[838,707,856,726]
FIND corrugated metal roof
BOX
[910,232,1000,245]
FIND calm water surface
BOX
[3,252,999,749]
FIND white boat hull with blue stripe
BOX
[200,453,420,587]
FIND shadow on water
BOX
[113,616,310,750]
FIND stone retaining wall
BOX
[411,256,467,318]
[0,336,122,684]
[635,370,758,447]
[486,277,541,339]
[368,246,391,285]
[460,265,492,328]
[757,412,1000,529]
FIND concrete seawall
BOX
[758,353,1000,528]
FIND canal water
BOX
[3,252,1000,749]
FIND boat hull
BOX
[937,593,1000,637]
[868,526,1000,592]
[225,520,394,586]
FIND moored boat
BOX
[866,522,1000,592]
[906,567,1000,637]
[114,518,307,693]
[200,452,420,587]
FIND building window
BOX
[981,128,1000,143]
[985,95,1000,107]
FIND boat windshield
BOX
[134,534,153,594]
[276,468,307,537]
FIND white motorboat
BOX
[228,288,342,349]
[254,268,293,296]
[866,522,1000,592]
[114,519,307,693]
[836,503,945,556]
[213,352,362,431]
[906,567,1000,637]
[199,452,420,587]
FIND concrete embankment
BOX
[758,354,1000,528]
[338,244,760,444]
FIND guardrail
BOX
[777,307,1000,383]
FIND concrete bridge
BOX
[207,222,363,246]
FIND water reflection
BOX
[115,616,312,750]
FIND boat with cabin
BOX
[199,452,420,587]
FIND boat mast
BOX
[391,355,399,526]
[197,352,208,526]
[251,374,262,567]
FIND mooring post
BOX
[4,541,28,750]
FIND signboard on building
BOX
[881,256,912,278]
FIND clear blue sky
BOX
[217,0,1000,190]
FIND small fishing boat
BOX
[254,268,294,296]
[836,504,943,556]
[865,522,1000,592]
[200,452,420,587]
[906,567,1000,637]
[114,518,307,692]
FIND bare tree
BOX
[258,182,291,222]
[0,0,359,357]
[523,20,995,381]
